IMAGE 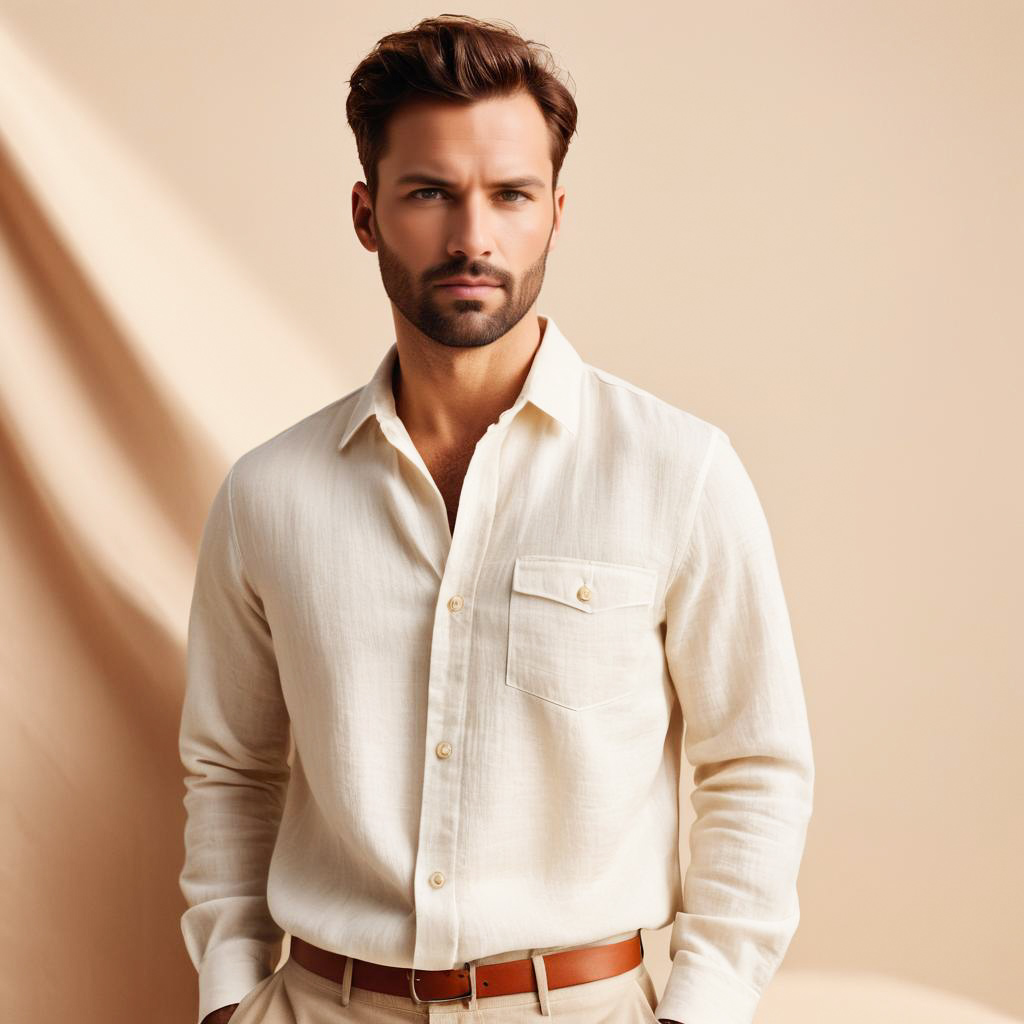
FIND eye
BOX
[409,188,530,203]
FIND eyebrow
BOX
[394,173,547,190]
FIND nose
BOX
[446,192,494,264]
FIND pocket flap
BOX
[511,555,657,613]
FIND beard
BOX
[375,220,554,349]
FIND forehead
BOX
[379,92,551,183]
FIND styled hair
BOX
[346,14,578,205]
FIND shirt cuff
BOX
[653,951,763,1024]
[197,950,272,1024]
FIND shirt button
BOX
[436,741,453,759]
[577,584,592,602]
[429,871,446,888]
[447,595,464,612]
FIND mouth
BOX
[435,282,501,297]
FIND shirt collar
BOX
[336,313,584,453]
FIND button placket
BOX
[410,427,504,970]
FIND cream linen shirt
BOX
[178,313,815,1024]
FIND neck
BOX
[392,313,546,446]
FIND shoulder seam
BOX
[589,365,714,426]
[590,365,666,403]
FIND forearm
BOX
[179,465,292,1024]
[656,429,815,1024]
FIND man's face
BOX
[354,91,565,349]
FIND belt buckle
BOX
[407,962,474,1004]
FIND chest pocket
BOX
[505,555,658,711]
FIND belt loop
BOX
[531,953,552,1017]
[339,954,353,1006]
[467,961,479,1009]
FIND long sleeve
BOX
[178,464,292,1024]
[654,428,815,1024]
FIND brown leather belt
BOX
[290,932,644,1004]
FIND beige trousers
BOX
[228,930,661,1023]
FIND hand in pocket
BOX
[201,1003,239,1024]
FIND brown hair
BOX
[346,14,578,205]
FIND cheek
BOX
[381,206,435,245]
[506,219,552,262]
[518,210,552,238]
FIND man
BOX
[178,14,814,1024]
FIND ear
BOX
[547,186,567,253]
[352,181,378,252]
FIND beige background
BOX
[1,3,1021,1023]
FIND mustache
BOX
[429,264,507,285]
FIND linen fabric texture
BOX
[177,313,815,1024]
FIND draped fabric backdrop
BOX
[1,5,1021,1024]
